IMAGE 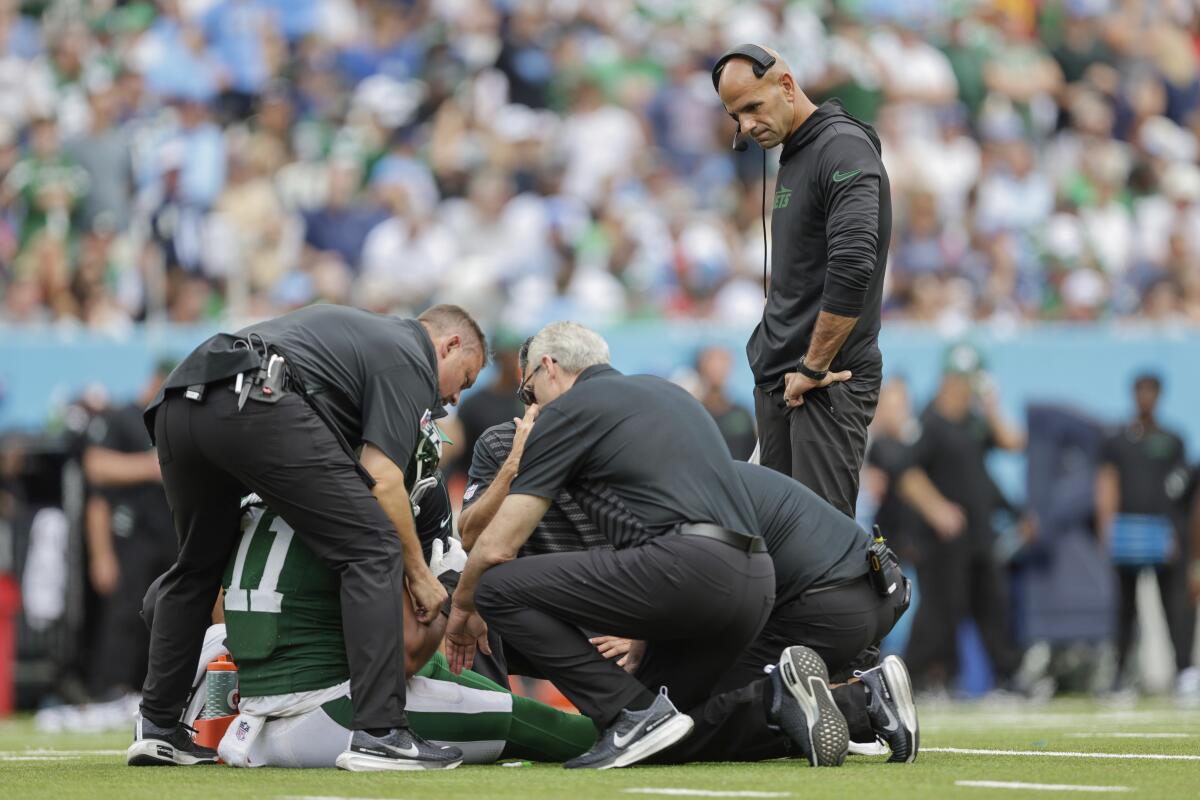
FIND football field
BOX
[3,699,1198,800]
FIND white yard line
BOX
[956,780,1132,793]
[0,748,125,760]
[624,791,792,798]
[927,746,1200,761]
[1065,733,1191,739]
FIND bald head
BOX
[715,45,813,150]
[714,45,789,92]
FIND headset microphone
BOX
[712,43,776,298]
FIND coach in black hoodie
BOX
[716,46,891,517]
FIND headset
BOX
[711,43,777,152]
[712,43,776,297]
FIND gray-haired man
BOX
[444,323,846,770]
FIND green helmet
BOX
[405,414,451,491]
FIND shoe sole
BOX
[334,751,463,772]
[595,712,695,770]
[779,645,849,767]
[126,739,218,766]
[881,656,919,764]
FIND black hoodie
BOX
[746,99,891,390]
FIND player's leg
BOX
[225,698,353,768]
[417,651,598,762]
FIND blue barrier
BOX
[3,322,1198,475]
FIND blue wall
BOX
[3,322,1198,484]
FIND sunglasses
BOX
[516,359,555,405]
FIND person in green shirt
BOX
[203,421,597,768]
[1,117,88,251]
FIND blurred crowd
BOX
[0,0,1198,331]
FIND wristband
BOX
[796,357,828,382]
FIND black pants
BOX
[905,536,1019,690]
[92,530,177,695]
[475,535,774,728]
[143,389,409,730]
[1115,560,1196,676]
[652,576,904,763]
[754,381,878,518]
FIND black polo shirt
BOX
[733,462,869,599]
[463,421,608,554]
[509,365,759,547]
[907,405,998,545]
[148,304,439,470]
[1099,422,1188,517]
[86,402,174,542]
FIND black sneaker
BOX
[855,655,919,763]
[563,687,694,770]
[768,645,849,767]
[126,716,218,766]
[335,727,463,771]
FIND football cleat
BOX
[335,727,463,771]
[768,645,849,767]
[564,687,694,769]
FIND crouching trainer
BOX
[445,322,781,770]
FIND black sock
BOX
[833,682,874,743]
[624,691,657,714]
[364,727,393,737]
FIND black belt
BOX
[675,523,766,553]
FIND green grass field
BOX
[3,699,1199,799]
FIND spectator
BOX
[2,116,88,251]
[1095,373,1196,694]
[0,2,1196,326]
[65,83,133,232]
[301,158,386,274]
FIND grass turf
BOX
[2,699,1198,800]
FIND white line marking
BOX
[927,746,1200,761]
[956,781,1132,793]
[0,749,125,756]
[625,791,792,798]
[1065,733,1192,739]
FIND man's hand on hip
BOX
[783,369,852,407]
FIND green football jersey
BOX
[222,503,350,697]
